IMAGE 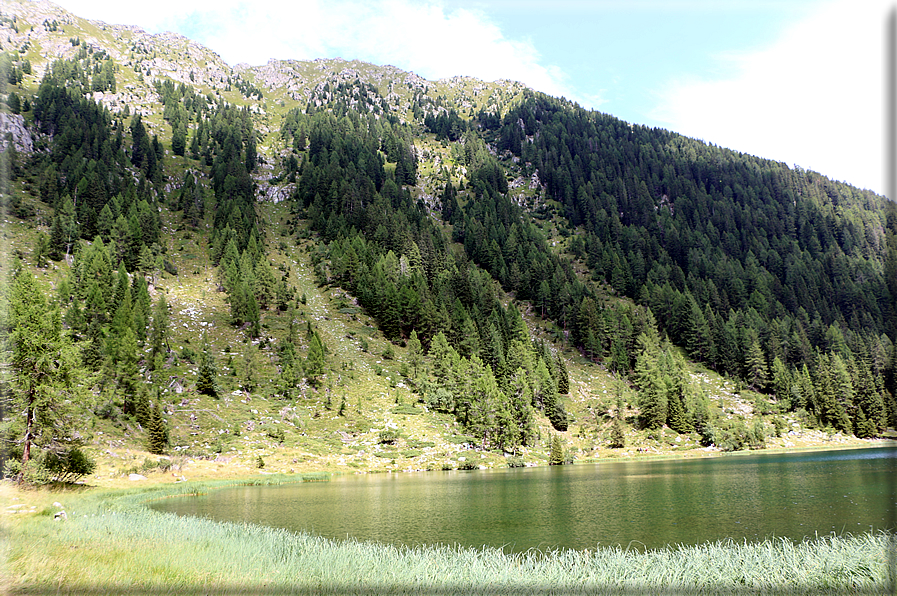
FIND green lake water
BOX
[152,445,896,551]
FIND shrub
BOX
[772,416,788,437]
[6,447,97,485]
[265,426,286,443]
[378,429,400,445]
[180,347,197,364]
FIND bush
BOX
[747,418,766,449]
[444,434,477,446]
[772,416,788,437]
[180,347,197,364]
[378,429,400,445]
[5,447,96,484]
[715,419,748,452]
[426,388,454,413]
[162,259,178,276]
[265,426,286,443]
[506,456,526,468]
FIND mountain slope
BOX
[0,0,893,484]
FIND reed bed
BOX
[5,478,893,595]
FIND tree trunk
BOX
[20,399,35,481]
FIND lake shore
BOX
[2,475,892,595]
[79,430,893,491]
[3,440,894,594]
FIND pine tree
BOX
[150,294,169,366]
[305,331,327,388]
[196,336,219,397]
[245,290,260,338]
[147,401,169,455]
[242,345,260,393]
[171,123,186,156]
[609,417,626,448]
[770,356,791,407]
[549,434,565,465]
[135,390,150,428]
[554,351,570,394]
[406,329,423,381]
[6,269,87,479]
[254,258,277,310]
[666,387,689,434]
[745,336,769,391]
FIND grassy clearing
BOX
[2,480,892,595]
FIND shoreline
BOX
[2,443,892,595]
[73,434,896,491]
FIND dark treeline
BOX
[490,92,897,435]
[282,95,582,447]
[29,60,162,266]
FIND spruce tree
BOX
[147,401,169,455]
[549,434,565,465]
[554,351,570,394]
[406,329,423,381]
[135,390,150,428]
[609,417,626,448]
[666,388,689,434]
[196,336,219,397]
[149,294,169,366]
[745,337,769,391]
[305,331,327,388]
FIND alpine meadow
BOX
[1,0,895,593]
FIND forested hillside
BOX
[489,93,897,436]
[0,0,894,485]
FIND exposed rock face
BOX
[0,113,33,153]
[257,183,294,204]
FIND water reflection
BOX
[153,445,897,551]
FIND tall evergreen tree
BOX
[5,269,88,480]
[147,400,169,455]
[196,335,219,397]
[305,331,327,388]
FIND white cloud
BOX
[54,0,573,98]
[650,0,891,196]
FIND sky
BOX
[52,0,895,197]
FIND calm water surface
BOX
[153,446,896,551]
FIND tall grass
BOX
[5,478,893,595]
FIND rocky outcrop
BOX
[0,113,33,153]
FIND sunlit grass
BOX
[4,479,892,595]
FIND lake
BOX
[152,445,896,552]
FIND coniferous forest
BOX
[0,2,895,487]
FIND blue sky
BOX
[54,0,892,196]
